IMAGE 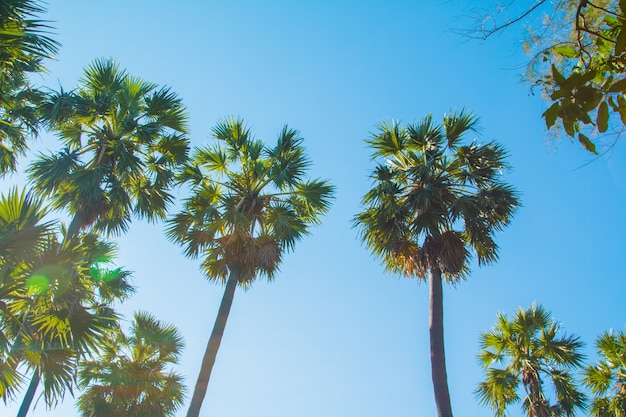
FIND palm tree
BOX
[354,110,520,417]
[0,188,135,415]
[0,187,55,400]
[584,330,626,417]
[77,311,185,417]
[166,117,334,417]
[6,231,134,417]
[0,0,59,176]
[476,304,587,417]
[29,57,190,238]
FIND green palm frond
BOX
[212,116,251,155]
[0,187,54,261]
[366,120,407,156]
[476,367,520,417]
[443,109,480,148]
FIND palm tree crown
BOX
[29,58,190,237]
[0,188,135,410]
[77,311,186,417]
[584,330,626,417]
[476,304,587,417]
[356,110,519,279]
[168,117,334,285]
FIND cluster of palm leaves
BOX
[477,304,626,417]
[0,0,59,176]
[77,311,186,417]
[0,188,134,412]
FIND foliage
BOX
[584,330,626,417]
[77,311,185,417]
[535,0,626,153]
[0,0,59,175]
[355,110,519,281]
[30,58,190,237]
[466,0,626,153]
[167,117,334,286]
[476,304,587,417]
[0,188,135,408]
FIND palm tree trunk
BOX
[16,369,40,417]
[429,267,453,417]
[66,212,85,241]
[186,266,240,417]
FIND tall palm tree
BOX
[584,330,626,417]
[0,0,59,176]
[355,110,520,417]
[476,304,587,417]
[77,311,186,417]
[166,117,334,417]
[29,57,190,238]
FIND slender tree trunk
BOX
[429,267,453,417]
[186,266,240,417]
[16,369,40,417]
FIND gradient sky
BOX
[4,1,626,416]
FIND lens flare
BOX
[90,257,121,282]
[26,274,50,294]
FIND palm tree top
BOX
[476,304,587,417]
[355,109,520,281]
[29,58,191,236]
[168,117,334,286]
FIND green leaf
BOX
[615,27,626,55]
[551,64,566,85]
[578,133,598,154]
[617,94,626,124]
[563,117,576,137]
[553,45,577,58]
[608,78,626,93]
[543,103,560,128]
[597,101,609,133]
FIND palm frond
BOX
[365,120,407,157]
[443,108,480,148]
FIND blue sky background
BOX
[4,1,626,416]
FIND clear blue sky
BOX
[4,1,626,416]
